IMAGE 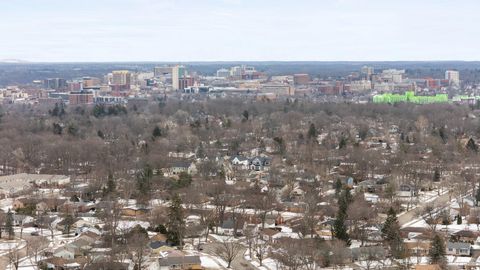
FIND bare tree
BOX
[253,235,268,267]
[6,244,20,270]
[128,231,149,270]
[27,236,48,265]
[214,238,243,268]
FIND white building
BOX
[216,68,230,78]
[445,70,460,86]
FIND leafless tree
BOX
[214,238,243,268]
[128,231,149,270]
[27,236,48,265]
[6,244,20,270]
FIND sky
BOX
[0,0,479,62]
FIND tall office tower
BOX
[44,78,67,90]
[111,70,131,90]
[360,66,374,80]
[172,65,186,90]
[445,70,460,86]
[293,74,310,85]
[82,77,101,89]
[216,68,230,78]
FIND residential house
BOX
[158,255,202,270]
[121,205,150,217]
[36,201,49,213]
[446,242,471,256]
[452,230,479,243]
[53,246,77,260]
[397,184,418,198]
[404,240,431,257]
[218,218,245,236]
[163,161,197,177]
[249,156,271,171]
[230,156,250,170]
[39,257,87,270]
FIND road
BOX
[398,191,452,227]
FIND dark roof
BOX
[158,256,201,266]
[150,241,168,249]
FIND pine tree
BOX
[307,123,317,140]
[242,110,249,121]
[429,234,446,267]
[332,212,350,245]
[5,210,14,240]
[332,188,352,245]
[166,194,186,248]
[106,174,116,194]
[466,138,478,153]
[152,126,162,138]
[136,165,153,197]
[339,137,348,149]
[63,214,75,235]
[433,168,441,182]
[381,207,403,258]
[475,188,480,206]
[334,179,343,196]
[457,214,462,225]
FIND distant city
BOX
[0,61,479,107]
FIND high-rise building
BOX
[69,91,94,105]
[216,68,230,78]
[44,78,67,90]
[111,70,131,90]
[83,77,101,89]
[67,80,82,91]
[361,66,374,78]
[293,74,310,85]
[445,70,460,86]
[172,65,186,90]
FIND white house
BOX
[446,242,471,256]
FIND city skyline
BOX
[2,0,480,62]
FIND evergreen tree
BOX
[63,214,75,235]
[152,126,162,138]
[332,212,350,245]
[5,210,14,240]
[339,136,348,149]
[307,123,317,140]
[439,126,447,143]
[457,214,462,225]
[106,174,116,194]
[334,179,343,196]
[97,130,104,139]
[166,194,186,248]
[429,234,446,268]
[466,138,478,153]
[52,123,63,135]
[242,110,249,121]
[332,188,352,245]
[433,168,441,182]
[381,207,404,258]
[136,165,153,197]
[196,144,205,159]
[475,188,480,206]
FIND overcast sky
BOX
[1,0,478,62]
